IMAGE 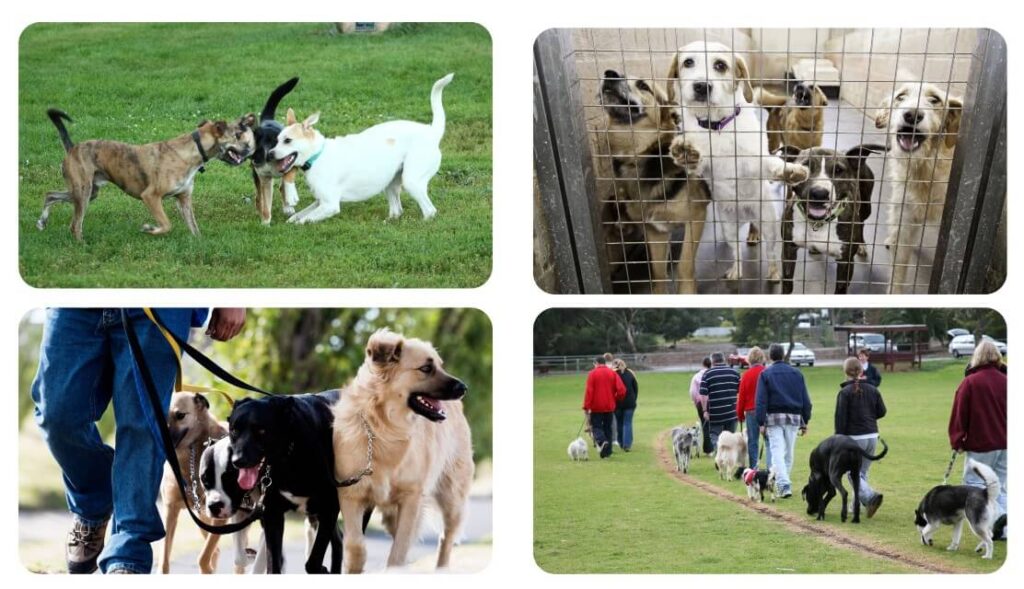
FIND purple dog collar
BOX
[696,106,742,131]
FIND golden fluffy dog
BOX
[754,82,829,152]
[595,70,710,293]
[874,82,962,293]
[333,330,474,572]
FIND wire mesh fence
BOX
[534,28,1006,294]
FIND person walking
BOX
[583,356,626,458]
[756,343,813,498]
[689,356,713,455]
[834,356,887,517]
[613,359,639,452]
[858,348,882,387]
[30,308,246,574]
[736,347,766,469]
[949,340,1007,540]
[700,352,740,451]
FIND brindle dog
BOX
[39,109,255,240]
[597,70,710,294]
[755,82,829,152]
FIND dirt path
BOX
[654,431,966,574]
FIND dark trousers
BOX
[694,402,712,455]
[590,412,614,458]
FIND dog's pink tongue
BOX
[238,467,260,491]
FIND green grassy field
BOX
[19,23,491,288]
[534,361,1006,574]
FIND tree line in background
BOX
[19,308,492,461]
[534,308,1005,357]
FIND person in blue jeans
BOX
[756,343,813,499]
[31,308,245,574]
[612,359,639,452]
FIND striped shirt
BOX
[700,364,741,425]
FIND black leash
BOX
[943,450,960,485]
[122,309,265,535]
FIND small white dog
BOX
[668,41,808,288]
[269,73,454,224]
[568,437,589,462]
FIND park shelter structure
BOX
[834,324,929,371]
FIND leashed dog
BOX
[874,82,962,293]
[915,459,1000,559]
[742,468,777,502]
[597,70,710,294]
[333,330,474,573]
[714,430,747,479]
[227,390,345,574]
[780,145,886,294]
[158,393,232,574]
[269,73,454,224]
[198,436,259,574]
[39,109,254,240]
[754,83,829,152]
[667,41,809,288]
[671,425,698,473]
[568,437,589,462]
[248,78,300,224]
[802,435,888,523]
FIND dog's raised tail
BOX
[967,459,1001,507]
[261,77,299,122]
[47,108,74,152]
[429,73,455,140]
[862,437,889,461]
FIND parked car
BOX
[848,333,888,353]
[728,347,751,368]
[948,334,1007,358]
[777,342,816,367]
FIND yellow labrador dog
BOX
[333,330,474,572]
[874,82,962,293]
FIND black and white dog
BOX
[742,468,777,503]
[250,78,300,224]
[914,459,1001,559]
[227,390,344,574]
[781,145,886,294]
[802,435,888,523]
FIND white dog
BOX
[269,73,454,224]
[874,82,962,293]
[714,430,748,480]
[568,437,589,462]
[668,41,808,288]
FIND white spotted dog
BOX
[269,73,454,224]
[874,82,962,294]
[667,41,809,289]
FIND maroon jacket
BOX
[583,365,626,413]
[948,363,1007,452]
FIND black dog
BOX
[228,389,346,574]
[250,77,299,224]
[781,145,886,294]
[802,435,888,523]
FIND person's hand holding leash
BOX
[207,308,246,341]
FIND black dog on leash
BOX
[228,389,350,573]
[802,435,888,523]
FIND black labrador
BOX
[228,389,366,574]
[802,434,888,523]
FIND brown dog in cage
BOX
[780,144,886,294]
[666,41,810,288]
[754,83,828,152]
[596,71,710,294]
[875,82,962,294]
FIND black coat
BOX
[863,362,882,387]
[617,369,639,410]
[834,380,886,437]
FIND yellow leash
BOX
[143,308,235,408]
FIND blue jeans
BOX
[743,412,759,469]
[615,408,635,450]
[766,423,799,493]
[964,449,1008,519]
[31,308,194,574]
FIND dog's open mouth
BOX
[277,153,297,174]
[237,461,263,491]
[896,127,926,152]
[223,148,247,166]
[408,394,447,422]
[805,201,832,221]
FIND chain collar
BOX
[336,412,376,487]
[188,445,202,513]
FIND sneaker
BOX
[67,517,109,574]
[779,487,792,499]
[992,514,1007,541]
[600,441,611,458]
[866,494,884,518]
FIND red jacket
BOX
[736,364,765,421]
[948,364,1007,452]
[583,365,626,413]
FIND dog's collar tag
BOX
[191,130,209,174]
[696,106,742,132]
[301,143,325,171]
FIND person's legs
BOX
[744,413,759,468]
[99,308,192,574]
[709,423,724,452]
[614,408,625,447]
[782,424,798,485]
[590,413,613,458]
[767,425,792,494]
[695,403,712,455]
[965,449,1008,518]
[621,409,635,450]
[850,438,877,505]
